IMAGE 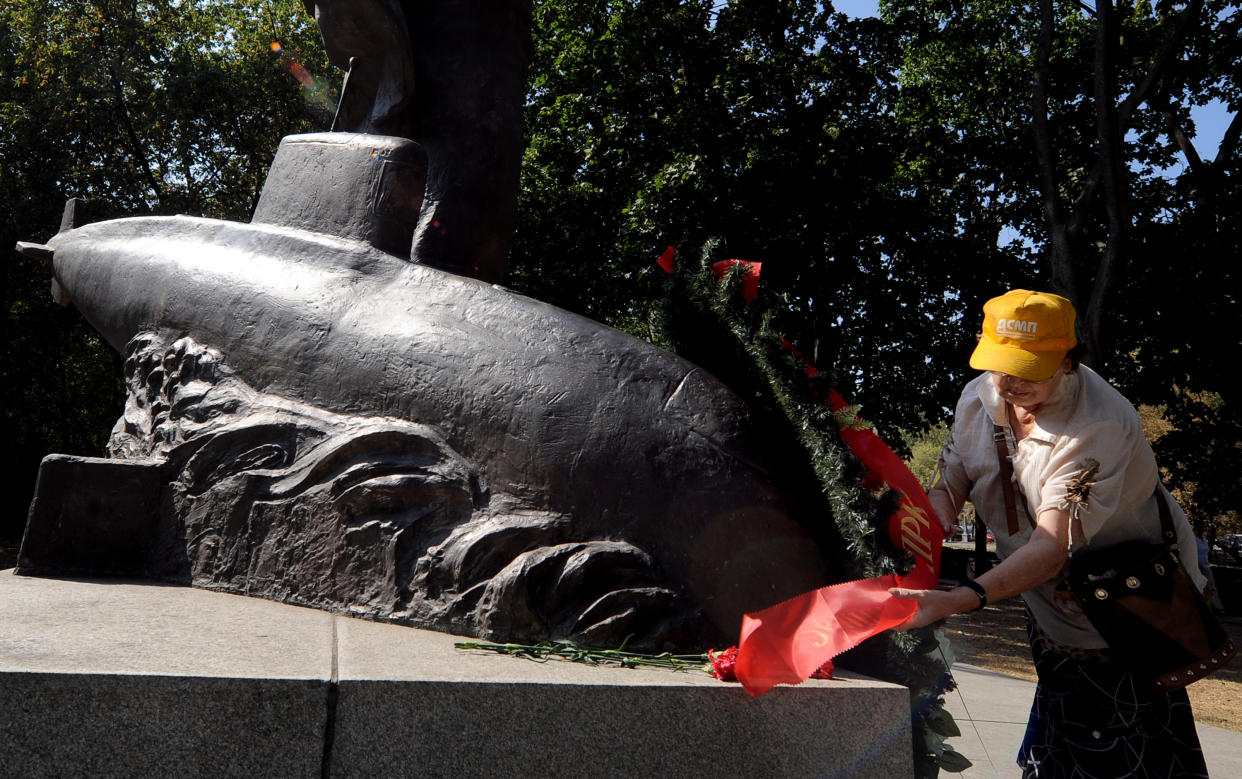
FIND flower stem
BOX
[454,639,712,674]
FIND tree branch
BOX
[1085,0,1127,371]
[1116,0,1202,129]
[1216,109,1242,165]
[1032,0,1078,301]
[107,63,164,209]
[1149,92,1204,175]
[1066,0,1202,244]
[94,0,163,210]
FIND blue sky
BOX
[830,0,1233,163]
[829,0,883,17]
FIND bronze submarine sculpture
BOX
[17,133,844,650]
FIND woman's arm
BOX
[889,505,1071,630]
[928,481,966,536]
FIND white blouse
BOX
[935,367,1203,648]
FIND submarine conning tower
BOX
[251,133,427,259]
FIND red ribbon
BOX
[734,576,915,695]
[649,249,940,695]
[711,259,762,303]
[657,246,676,274]
[653,248,761,304]
[734,344,942,696]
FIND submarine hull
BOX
[38,213,837,642]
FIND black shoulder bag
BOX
[993,425,1234,691]
[1065,488,1235,690]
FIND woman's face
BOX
[990,358,1071,411]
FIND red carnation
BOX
[713,646,832,684]
[810,659,835,679]
[708,646,739,681]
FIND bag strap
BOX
[992,423,1035,535]
[1155,486,1176,547]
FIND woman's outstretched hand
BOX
[888,586,978,630]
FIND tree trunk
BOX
[1032,0,1079,306]
[1031,0,1204,372]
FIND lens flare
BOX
[287,60,314,88]
[270,41,315,88]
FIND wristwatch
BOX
[960,578,988,611]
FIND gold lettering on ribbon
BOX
[898,502,935,569]
[797,619,840,648]
[835,605,881,635]
[797,604,883,647]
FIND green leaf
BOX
[924,707,961,738]
[937,746,973,773]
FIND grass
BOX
[944,595,1242,733]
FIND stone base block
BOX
[2,674,328,778]
[0,570,912,778]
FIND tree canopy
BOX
[510,0,1026,445]
[508,0,1242,534]
[877,0,1242,528]
[0,0,336,536]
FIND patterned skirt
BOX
[1017,612,1209,778]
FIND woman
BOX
[891,289,1209,777]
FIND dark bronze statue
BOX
[303,0,531,284]
[15,5,844,651]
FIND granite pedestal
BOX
[0,570,913,778]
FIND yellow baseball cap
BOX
[969,289,1078,381]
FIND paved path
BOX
[946,662,1242,778]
